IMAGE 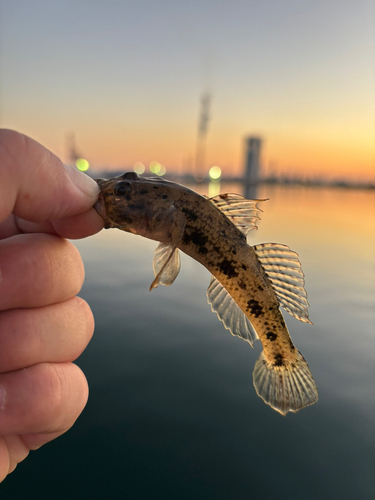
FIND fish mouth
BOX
[93,192,106,220]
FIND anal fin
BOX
[207,276,259,346]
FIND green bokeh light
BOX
[150,161,161,174]
[209,166,221,180]
[76,158,89,171]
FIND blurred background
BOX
[1,1,374,499]
[1,0,374,185]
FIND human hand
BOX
[0,130,104,481]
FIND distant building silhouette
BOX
[244,136,262,198]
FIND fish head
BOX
[94,172,180,242]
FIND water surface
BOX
[2,184,374,499]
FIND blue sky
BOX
[1,0,374,179]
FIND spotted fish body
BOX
[94,173,318,415]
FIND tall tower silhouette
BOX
[244,136,262,198]
[66,132,81,165]
[194,91,211,181]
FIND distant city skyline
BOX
[1,0,374,182]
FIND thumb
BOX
[0,130,99,224]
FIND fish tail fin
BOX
[252,349,318,416]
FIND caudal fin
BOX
[253,350,318,415]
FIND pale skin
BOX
[0,130,104,481]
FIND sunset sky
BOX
[1,0,374,181]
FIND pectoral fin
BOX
[150,212,186,290]
[152,243,181,287]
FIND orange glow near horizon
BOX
[9,115,373,182]
[48,124,373,182]
[2,1,373,183]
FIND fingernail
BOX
[64,164,100,198]
[0,383,6,410]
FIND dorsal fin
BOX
[254,243,312,324]
[209,193,266,236]
[207,276,259,346]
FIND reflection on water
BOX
[3,184,374,499]
[243,182,258,200]
[208,180,221,198]
[207,179,260,199]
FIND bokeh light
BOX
[156,164,166,176]
[194,173,205,182]
[75,158,89,171]
[209,166,221,181]
[133,162,145,174]
[150,161,161,174]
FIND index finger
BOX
[0,129,100,227]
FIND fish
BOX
[94,172,318,415]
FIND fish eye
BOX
[114,181,132,196]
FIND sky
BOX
[1,0,374,181]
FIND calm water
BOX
[2,184,375,499]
